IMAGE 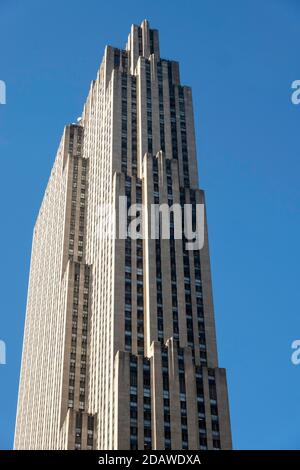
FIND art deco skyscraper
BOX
[15,20,232,451]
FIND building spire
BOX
[126,20,160,73]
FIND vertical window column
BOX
[166,160,179,343]
[178,348,188,449]
[196,367,207,450]
[87,415,95,450]
[157,62,165,153]
[180,189,195,353]
[121,74,128,174]
[162,346,171,449]
[131,77,137,176]
[190,190,207,366]
[130,355,138,450]
[125,177,132,352]
[168,63,178,160]
[178,86,190,187]
[75,412,82,450]
[136,181,144,354]
[143,359,152,449]
[208,369,221,449]
[153,158,163,343]
[146,62,153,154]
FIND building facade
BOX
[14,20,232,450]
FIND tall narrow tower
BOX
[15,20,232,450]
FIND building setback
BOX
[14,20,232,450]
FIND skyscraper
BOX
[15,20,232,451]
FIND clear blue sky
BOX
[0,0,300,450]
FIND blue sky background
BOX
[0,0,300,450]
